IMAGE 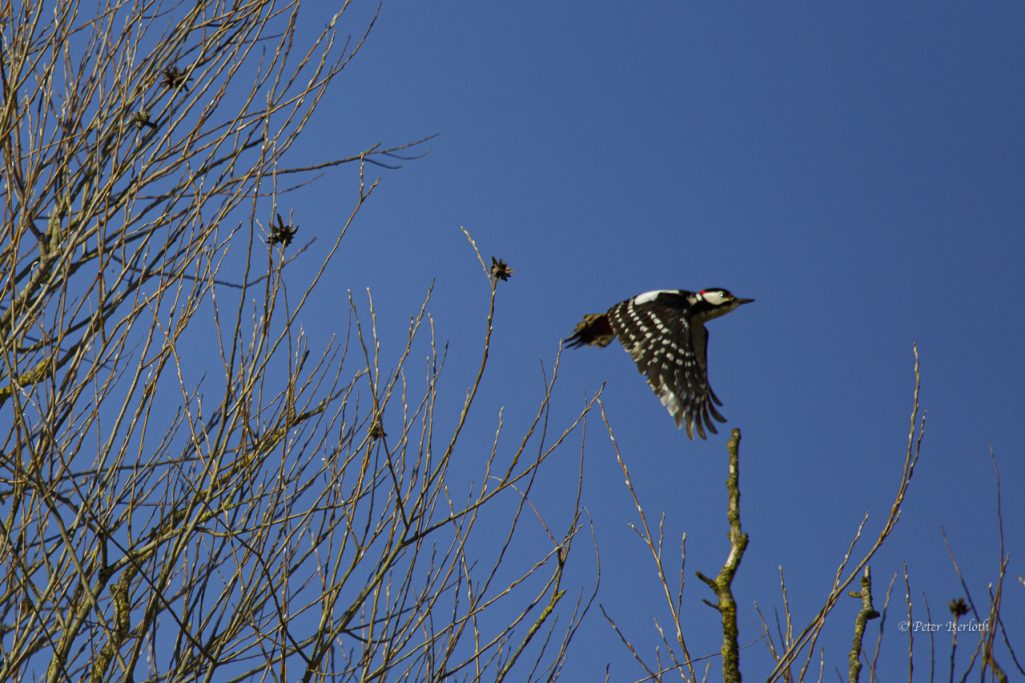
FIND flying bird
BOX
[566,289,753,439]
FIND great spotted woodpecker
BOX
[566,289,753,439]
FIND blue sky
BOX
[286,3,1024,677]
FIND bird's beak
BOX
[735,297,755,305]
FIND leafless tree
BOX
[4,4,1019,683]
[599,347,1020,682]
[0,3,598,680]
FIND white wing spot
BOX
[632,290,677,305]
[658,383,680,413]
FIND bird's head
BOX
[693,288,754,321]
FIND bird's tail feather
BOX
[565,313,615,348]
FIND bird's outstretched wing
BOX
[607,297,726,439]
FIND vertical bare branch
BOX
[847,566,879,683]
[695,428,748,683]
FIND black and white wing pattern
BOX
[607,292,727,439]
